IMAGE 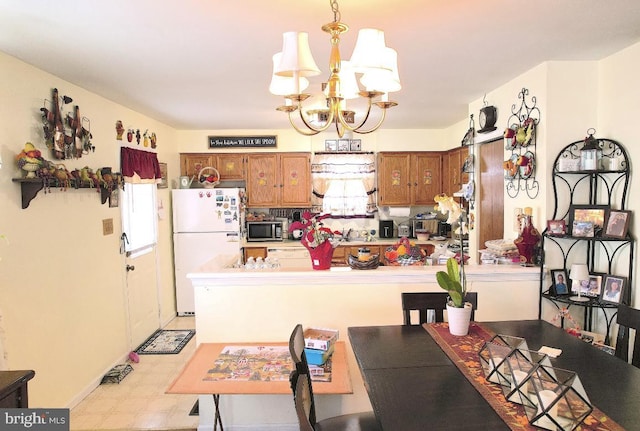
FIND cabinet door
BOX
[216,153,245,180]
[246,154,279,207]
[378,153,412,205]
[412,153,442,205]
[181,154,214,178]
[279,153,311,207]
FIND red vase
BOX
[514,214,541,265]
[305,240,334,270]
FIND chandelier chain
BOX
[330,0,341,23]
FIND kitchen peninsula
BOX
[187,261,539,430]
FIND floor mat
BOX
[135,329,195,354]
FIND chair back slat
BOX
[615,304,640,368]
[402,292,478,325]
[289,324,317,428]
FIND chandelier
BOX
[269,0,400,138]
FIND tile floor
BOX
[70,317,199,431]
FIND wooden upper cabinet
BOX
[180,153,245,180]
[412,152,443,205]
[181,154,214,178]
[378,152,442,206]
[247,154,279,207]
[216,153,245,180]
[246,152,311,208]
[443,147,470,197]
[377,153,412,206]
[279,153,311,207]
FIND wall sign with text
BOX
[208,135,277,148]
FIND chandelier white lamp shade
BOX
[269,53,310,97]
[270,0,400,137]
[569,263,591,302]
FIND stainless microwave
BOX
[246,221,284,242]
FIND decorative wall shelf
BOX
[12,178,116,209]
[503,88,540,199]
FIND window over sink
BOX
[311,152,376,217]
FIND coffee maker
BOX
[379,220,395,238]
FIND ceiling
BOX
[1,0,640,131]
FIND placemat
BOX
[423,322,625,431]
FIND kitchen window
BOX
[311,152,376,216]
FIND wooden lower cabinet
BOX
[332,245,382,266]
[243,247,267,261]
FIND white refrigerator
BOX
[172,188,244,315]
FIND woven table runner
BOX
[423,322,625,431]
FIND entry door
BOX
[124,249,160,348]
[478,140,505,248]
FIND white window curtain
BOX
[311,152,377,216]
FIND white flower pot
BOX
[446,302,473,336]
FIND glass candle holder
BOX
[517,364,592,431]
[478,334,528,386]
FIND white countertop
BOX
[188,261,540,285]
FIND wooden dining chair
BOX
[288,324,382,431]
[615,304,640,368]
[401,292,478,325]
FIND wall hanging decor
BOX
[40,88,94,160]
[503,88,540,199]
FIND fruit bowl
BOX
[21,162,41,178]
[347,253,380,270]
[198,167,220,189]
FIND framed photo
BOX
[572,221,594,238]
[550,269,569,295]
[603,210,631,239]
[349,139,362,151]
[324,139,338,151]
[570,271,590,296]
[157,162,168,189]
[547,219,567,236]
[601,275,626,304]
[337,139,351,152]
[586,273,605,297]
[109,188,119,208]
[568,205,607,236]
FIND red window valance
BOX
[120,147,161,183]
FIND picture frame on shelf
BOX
[601,275,626,304]
[324,139,338,152]
[547,219,567,236]
[572,221,594,238]
[586,273,605,297]
[550,269,569,295]
[568,204,608,236]
[349,139,362,151]
[570,271,590,296]
[337,139,350,152]
[157,162,168,189]
[603,209,631,239]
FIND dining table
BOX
[348,320,640,431]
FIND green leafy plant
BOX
[435,257,467,308]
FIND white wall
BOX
[0,51,179,407]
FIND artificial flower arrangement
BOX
[289,211,342,270]
[288,211,341,249]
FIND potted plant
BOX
[434,192,472,336]
[436,257,473,335]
